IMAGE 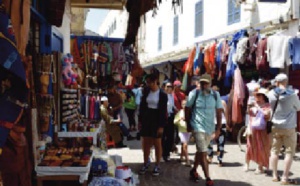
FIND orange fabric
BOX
[204,46,214,77]
[209,42,216,68]
[246,104,271,169]
[183,47,196,75]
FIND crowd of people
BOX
[99,72,300,186]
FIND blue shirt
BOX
[289,37,300,70]
[186,89,223,135]
[132,88,142,105]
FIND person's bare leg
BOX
[183,143,190,164]
[270,153,279,179]
[193,152,201,170]
[282,154,293,181]
[143,137,153,166]
[154,138,162,166]
[199,152,210,179]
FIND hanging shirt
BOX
[288,37,300,70]
[224,46,237,87]
[256,38,269,71]
[233,37,249,64]
[267,35,291,68]
[146,89,160,109]
[193,45,201,71]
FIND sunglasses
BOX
[166,85,173,88]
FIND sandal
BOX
[272,177,281,182]
[281,179,298,185]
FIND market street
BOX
[108,138,300,186]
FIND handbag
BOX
[251,109,266,130]
[267,94,280,134]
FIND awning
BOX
[141,48,191,68]
[71,0,125,9]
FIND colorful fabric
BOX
[232,67,245,124]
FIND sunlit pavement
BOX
[108,137,300,186]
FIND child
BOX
[174,100,191,166]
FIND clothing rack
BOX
[195,21,292,45]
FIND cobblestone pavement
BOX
[108,137,300,186]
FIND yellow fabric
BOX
[174,110,187,132]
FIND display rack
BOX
[60,88,79,131]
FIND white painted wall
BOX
[98,0,295,65]
[98,9,128,38]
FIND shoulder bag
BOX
[266,94,279,134]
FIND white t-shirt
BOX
[147,89,160,109]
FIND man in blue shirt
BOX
[186,74,223,186]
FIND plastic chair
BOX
[106,133,116,148]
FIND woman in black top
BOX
[138,74,168,176]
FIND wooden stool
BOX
[106,133,116,148]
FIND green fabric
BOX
[123,96,136,110]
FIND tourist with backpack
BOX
[185,74,223,186]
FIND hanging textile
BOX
[267,35,291,69]
[288,37,300,70]
[182,47,196,75]
[232,67,245,124]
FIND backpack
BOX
[185,90,217,131]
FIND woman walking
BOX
[245,88,271,174]
[174,100,191,166]
[139,74,168,176]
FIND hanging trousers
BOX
[208,125,226,162]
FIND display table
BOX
[36,152,94,186]
[58,126,102,145]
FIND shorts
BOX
[193,132,211,153]
[179,132,191,143]
[271,128,297,156]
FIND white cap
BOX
[100,96,108,102]
[275,73,288,82]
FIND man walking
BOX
[268,73,300,185]
[185,74,223,186]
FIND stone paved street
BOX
[108,137,300,186]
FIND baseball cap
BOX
[101,96,108,102]
[275,73,288,82]
[199,74,212,84]
[173,80,182,86]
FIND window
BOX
[158,26,162,51]
[195,1,203,37]
[173,16,179,45]
[228,0,241,25]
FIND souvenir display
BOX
[38,146,93,167]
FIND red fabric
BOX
[173,91,186,110]
[89,96,95,120]
[256,38,269,71]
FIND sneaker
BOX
[189,169,200,182]
[127,135,136,141]
[152,166,160,176]
[206,178,214,186]
[139,165,149,175]
[218,160,223,167]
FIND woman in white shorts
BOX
[174,100,191,166]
